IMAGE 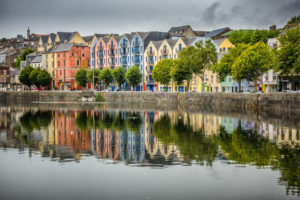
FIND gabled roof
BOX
[57,32,78,43]
[52,43,74,52]
[83,35,94,43]
[31,55,42,63]
[152,40,163,49]
[49,33,56,43]
[182,37,198,46]
[40,36,48,45]
[113,35,122,43]
[166,38,178,48]
[213,38,226,46]
[95,34,107,38]
[169,25,192,33]
[204,27,231,38]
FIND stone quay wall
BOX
[1,91,300,112]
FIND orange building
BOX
[54,43,90,90]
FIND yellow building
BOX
[214,38,235,54]
[55,32,86,45]
[143,40,162,91]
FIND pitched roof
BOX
[31,55,42,63]
[95,34,107,38]
[40,36,48,45]
[57,32,78,43]
[166,38,178,48]
[49,33,56,43]
[152,40,163,49]
[83,35,94,43]
[169,25,192,33]
[52,43,74,52]
[213,38,226,46]
[205,27,231,38]
[182,37,198,46]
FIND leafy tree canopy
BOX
[152,58,174,87]
[13,48,35,69]
[75,68,88,88]
[99,68,114,88]
[125,66,142,90]
[37,69,52,87]
[275,27,300,75]
[112,67,126,89]
[229,29,280,45]
[19,65,34,87]
[29,67,41,87]
[87,69,101,85]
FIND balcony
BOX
[133,49,141,55]
[99,46,104,51]
[148,60,154,65]
[148,51,154,56]
[109,61,116,66]
[99,52,104,58]
[133,41,140,46]
[120,50,126,56]
[121,43,127,47]
[134,60,140,65]
[161,49,168,55]
[147,67,153,74]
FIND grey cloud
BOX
[0,0,299,38]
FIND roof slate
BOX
[57,32,78,43]
[205,27,231,38]
[31,55,42,63]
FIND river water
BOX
[0,103,299,200]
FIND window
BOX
[211,75,213,83]
[58,54,60,58]
[72,53,74,57]
[220,48,222,52]
[223,48,226,52]
[76,60,79,66]
[228,48,231,51]
[64,60,65,66]
[82,53,84,57]
[58,61,60,66]
[179,44,182,51]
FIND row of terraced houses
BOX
[3,25,288,92]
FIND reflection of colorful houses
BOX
[144,112,184,163]
[277,127,300,148]
[95,129,120,160]
[55,111,92,157]
[119,129,145,163]
[221,117,237,134]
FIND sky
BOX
[0,0,299,38]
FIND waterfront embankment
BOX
[0,91,300,113]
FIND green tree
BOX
[213,43,250,91]
[287,15,300,24]
[29,67,41,87]
[75,68,88,88]
[193,39,218,92]
[232,42,275,92]
[171,59,192,90]
[19,65,34,88]
[229,30,279,45]
[13,48,35,68]
[152,58,174,91]
[112,67,126,90]
[99,68,114,89]
[275,27,300,81]
[0,38,7,42]
[87,69,101,87]
[37,69,52,87]
[125,66,142,91]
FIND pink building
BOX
[95,36,120,70]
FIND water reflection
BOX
[0,106,300,196]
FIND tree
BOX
[13,48,35,69]
[125,66,142,91]
[276,27,300,75]
[99,68,114,89]
[193,39,218,92]
[152,59,174,91]
[112,67,126,90]
[171,59,193,89]
[29,67,41,87]
[75,68,88,88]
[37,69,51,87]
[213,43,250,91]
[19,65,34,88]
[232,42,275,92]
[0,38,7,42]
[87,69,100,86]
[287,15,300,24]
[229,30,279,45]
[275,27,300,90]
